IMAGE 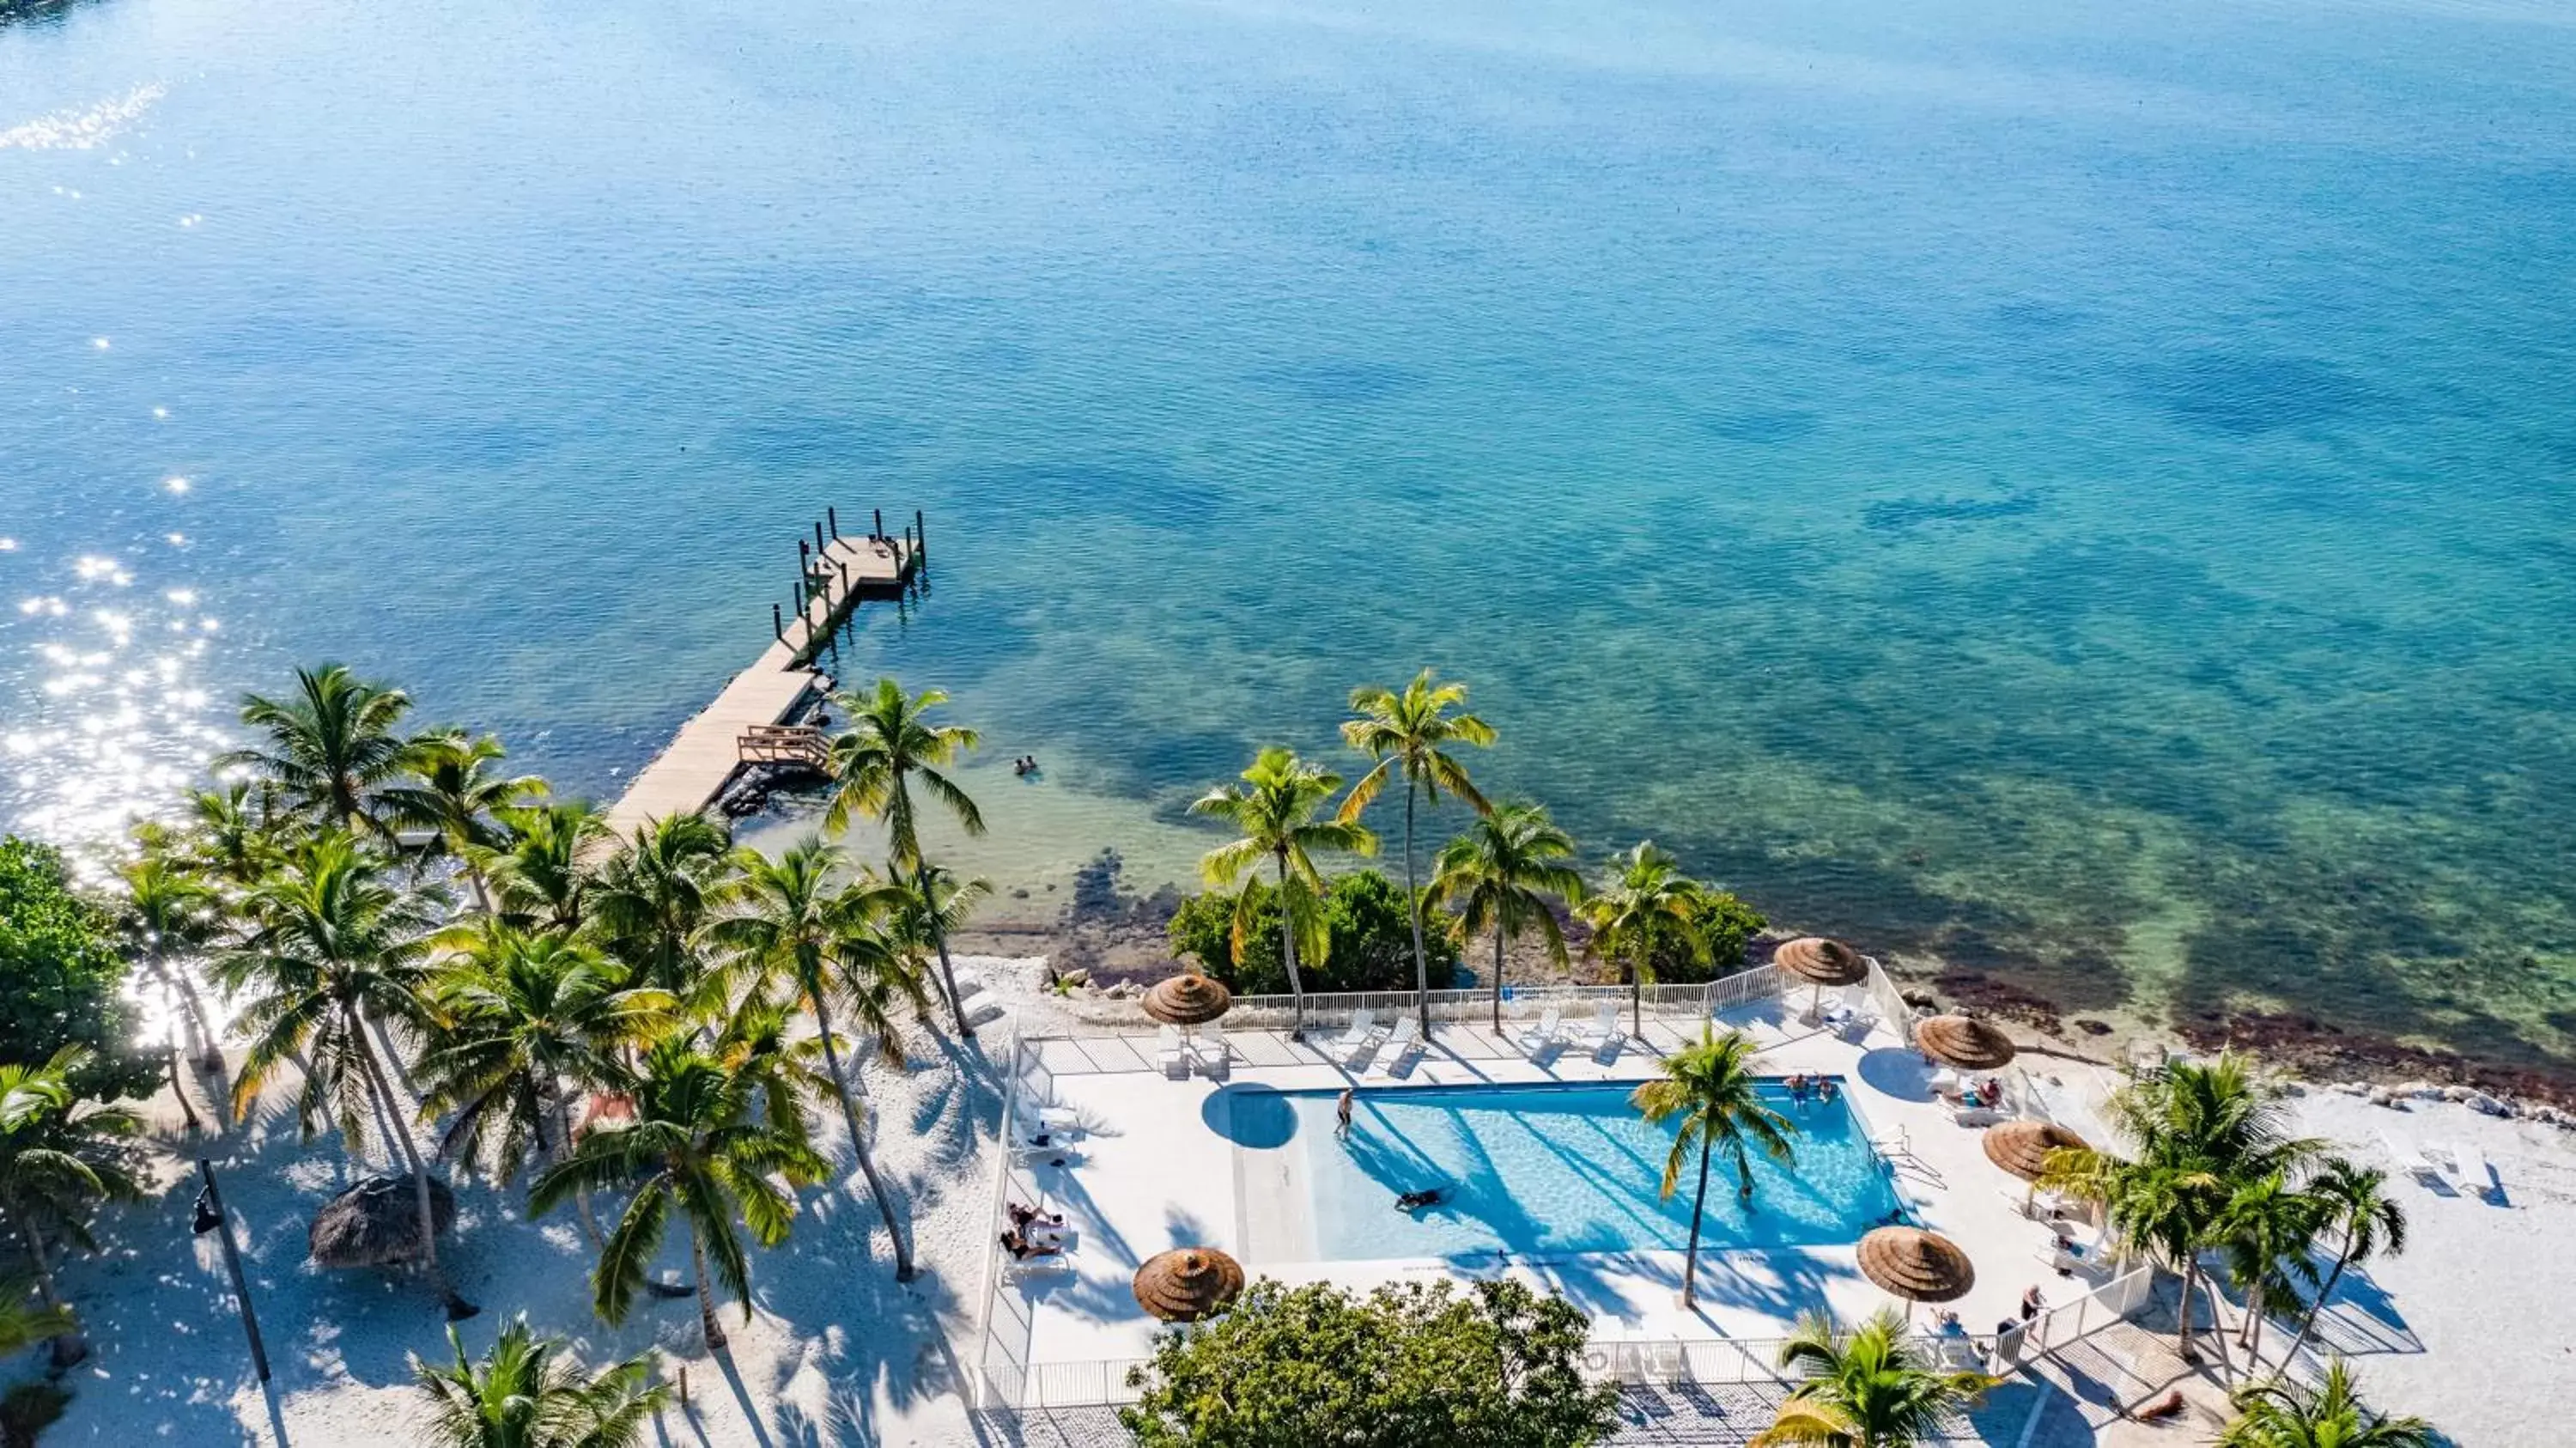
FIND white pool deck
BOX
[993,998,2109,1399]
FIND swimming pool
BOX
[1249,1081,1903,1262]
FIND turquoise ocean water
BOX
[3,0,2573,1068]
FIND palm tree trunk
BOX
[350,1007,476,1320]
[1275,857,1306,1037]
[24,1226,85,1369]
[1630,956,1643,1040]
[149,947,222,1072]
[2243,1282,2266,1363]
[812,998,914,1281]
[1682,1135,1711,1307]
[901,859,973,1040]
[2281,1253,2351,1369]
[167,1040,203,1135]
[691,1226,726,1353]
[2176,1258,2201,1363]
[1403,786,1429,1035]
[548,1079,603,1249]
[1489,926,1505,1032]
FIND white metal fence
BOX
[1991,1262,2153,1366]
[973,1027,1049,1410]
[1213,967,1785,1032]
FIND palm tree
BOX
[1579,842,1705,1038]
[1430,800,1580,1032]
[1631,1027,1795,1306]
[0,1278,72,1360]
[384,730,545,912]
[884,860,989,1031]
[410,1316,669,1448]
[699,837,917,1281]
[2217,1171,2325,1365]
[220,663,420,832]
[418,924,667,1189]
[1753,1308,1996,1447]
[836,894,939,1065]
[2038,1053,2320,1364]
[113,847,225,1077]
[2279,1159,2406,1370]
[529,1036,827,1353]
[0,1049,144,1367]
[1337,670,1495,1033]
[822,678,986,1037]
[586,813,732,1006]
[220,832,477,1319]
[2218,1360,2436,1448]
[1191,747,1377,1035]
[476,800,609,934]
[182,778,295,891]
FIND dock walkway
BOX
[601,525,917,843]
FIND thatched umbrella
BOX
[1915,1014,2017,1072]
[1132,1247,1245,1323]
[1984,1119,2090,1216]
[1144,970,1232,1064]
[309,1173,456,1269]
[1856,1226,1975,1320]
[1142,971,1232,1026]
[1774,936,1868,1021]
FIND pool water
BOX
[1277,1082,1904,1262]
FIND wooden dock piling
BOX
[601,511,923,843]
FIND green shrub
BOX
[0,839,150,1101]
[1648,886,1765,984]
[1121,1278,1617,1448]
[1166,870,1459,995]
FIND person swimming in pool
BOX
[1394,1187,1445,1212]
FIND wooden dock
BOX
[600,518,921,844]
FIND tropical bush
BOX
[0,839,152,1101]
[1167,870,1455,995]
[1656,886,1765,983]
[1120,1278,1617,1448]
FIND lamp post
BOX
[192,1159,270,1384]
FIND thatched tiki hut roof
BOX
[1772,936,1868,987]
[309,1173,456,1269]
[1855,1226,1976,1306]
[1914,1013,2018,1072]
[1133,1248,1246,1323]
[1142,971,1233,1027]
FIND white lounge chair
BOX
[1374,1016,1422,1075]
[1003,1247,1077,1281]
[1016,1101,1082,1136]
[1333,1010,1381,1056]
[1517,1005,1564,1059]
[2448,1141,2495,1201]
[1574,1001,1619,1042]
[1195,1021,1232,1078]
[1156,1024,1192,1079]
[2381,1132,2448,1188]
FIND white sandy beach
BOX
[22,957,2576,1447]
